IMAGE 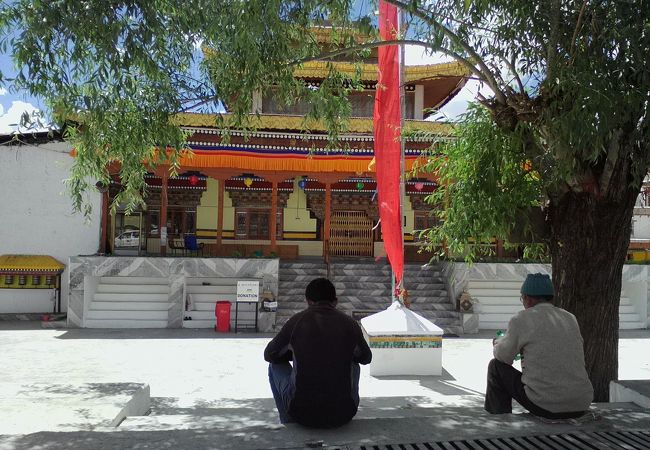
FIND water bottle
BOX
[495,330,521,360]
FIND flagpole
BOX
[375,0,405,305]
[397,8,406,302]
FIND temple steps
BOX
[85,277,170,328]
[469,280,646,330]
[277,260,462,334]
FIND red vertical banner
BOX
[374,0,404,287]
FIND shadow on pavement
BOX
[53,329,275,340]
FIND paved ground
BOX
[0,323,649,449]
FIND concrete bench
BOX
[610,379,650,409]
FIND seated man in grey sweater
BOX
[485,273,593,419]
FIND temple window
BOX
[145,210,160,237]
[144,208,196,239]
[413,211,437,240]
[261,89,415,119]
[262,94,311,115]
[235,208,283,240]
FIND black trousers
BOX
[484,359,586,419]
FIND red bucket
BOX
[215,301,231,332]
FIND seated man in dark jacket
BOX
[264,277,372,428]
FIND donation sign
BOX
[236,280,259,302]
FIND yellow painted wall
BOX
[223,191,234,230]
[196,179,235,231]
[197,178,218,230]
[284,179,317,233]
[403,194,415,234]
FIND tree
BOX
[408,0,650,402]
[1,0,648,400]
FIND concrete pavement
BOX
[0,324,649,448]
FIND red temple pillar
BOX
[216,178,225,250]
[160,170,169,256]
[270,179,279,252]
[323,180,332,261]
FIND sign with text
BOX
[236,280,259,303]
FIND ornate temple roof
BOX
[174,113,455,135]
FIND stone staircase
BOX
[469,280,647,330]
[276,260,328,325]
[84,277,170,328]
[277,259,462,334]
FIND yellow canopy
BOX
[0,255,65,274]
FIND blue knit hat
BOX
[521,273,554,297]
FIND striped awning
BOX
[0,255,65,275]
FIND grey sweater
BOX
[494,302,594,412]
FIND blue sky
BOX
[0,45,480,135]
[0,52,49,134]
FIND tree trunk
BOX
[549,185,638,401]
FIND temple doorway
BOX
[329,211,374,257]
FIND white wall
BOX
[0,140,101,313]
[632,214,650,239]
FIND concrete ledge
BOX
[109,383,151,427]
[610,380,650,409]
[3,404,650,450]
[0,382,150,434]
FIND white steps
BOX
[85,277,170,329]
[84,276,263,329]
[91,302,168,311]
[96,284,169,294]
[86,310,169,320]
[469,280,646,330]
[94,293,168,302]
[184,277,260,329]
[83,319,169,328]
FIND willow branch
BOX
[570,0,589,62]
[501,53,525,95]
[547,0,561,80]
[384,0,507,105]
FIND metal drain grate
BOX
[354,430,650,450]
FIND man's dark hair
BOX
[529,295,554,303]
[305,277,337,303]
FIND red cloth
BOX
[373,0,403,287]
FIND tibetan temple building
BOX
[103,38,469,262]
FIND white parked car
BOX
[114,230,140,247]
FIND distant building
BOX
[100,32,469,261]
[0,131,100,313]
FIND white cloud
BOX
[403,45,491,121]
[0,100,49,134]
[0,87,7,96]
[438,80,488,121]
[404,45,453,66]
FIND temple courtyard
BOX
[1,323,649,449]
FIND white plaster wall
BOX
[0,141,101,313]
[632,215,650,239]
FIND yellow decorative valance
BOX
[294,60,468,83]
[0,255,65,274]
